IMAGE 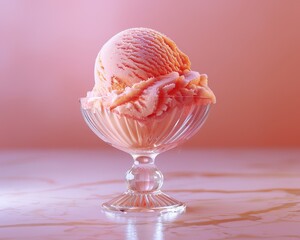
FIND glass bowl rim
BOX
[79,96,214,101]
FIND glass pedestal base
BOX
[81,101,211,214]
[102,190,186,214]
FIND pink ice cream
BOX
[87,28,216,120]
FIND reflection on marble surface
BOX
[0,150,300,239]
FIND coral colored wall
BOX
[0,0,300,149]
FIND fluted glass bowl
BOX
[80,97,210,214]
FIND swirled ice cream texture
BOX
[88,28,216,119]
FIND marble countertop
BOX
[0,149,300,240]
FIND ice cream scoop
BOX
[95,28,190,92]
[80,28,216,213]
[87,28,216,119]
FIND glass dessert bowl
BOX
[80,96,210,214]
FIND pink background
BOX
[0,0,299,149]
